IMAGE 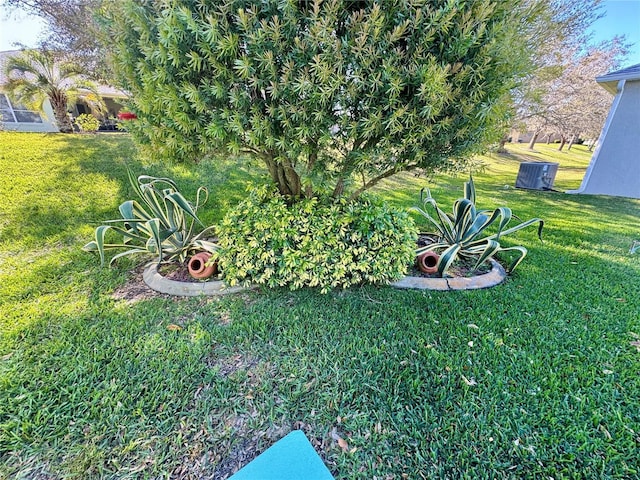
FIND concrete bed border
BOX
[390,259,506,291]
[143,260,506,296]
[143,263,249,296]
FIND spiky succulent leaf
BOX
[498,245,529,272]
[166,191,203,225]
[472,239,502,270]
[464,177,476,204]
[413,177,543,276]
[487,217,544,241]
[437,243,463,277]
[85,172,218,266]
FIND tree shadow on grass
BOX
[494,150,546,163]
[1,133,267,249]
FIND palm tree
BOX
[3,49,104,133]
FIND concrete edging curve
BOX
[143,263,249,297]
[391,259,507,291]
[143,259,507,296]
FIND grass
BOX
[1,132,639,479]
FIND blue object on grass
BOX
[228,430,334,480]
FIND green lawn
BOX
[1,132,639,479]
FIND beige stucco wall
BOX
[569,79,640,199]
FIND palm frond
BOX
[3,49,105,118]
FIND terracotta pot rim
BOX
[187,252,217,280]
[417,250,440,274]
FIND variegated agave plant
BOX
[84,171,217,265]
[413,177,543,277]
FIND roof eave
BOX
[597,71,640,84]
[596,79,621,95]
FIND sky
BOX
[591,0,640,65]
[1,0,640,67]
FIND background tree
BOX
[562,40,627,150]
[516,38,626,150]
[3,48,104,133]
[102,0,535,200]
[507,0,630,151]
[2,0,106,77]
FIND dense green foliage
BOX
[84,172,217,265]
[414,177,543,276]
[74,113,100,132]
[1,133,639,479]
[218,186,417,292]
[103,0,529,198]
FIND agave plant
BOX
[84,171,217,265]
[413,177,543,276]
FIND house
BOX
[509,130,564,144]
[0,49,127,133]
[567,63,640,199]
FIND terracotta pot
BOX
[187,252,217,280]
[417,251,440,275]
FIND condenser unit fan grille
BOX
[515,162,559,190]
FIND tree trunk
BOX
[49,90,73,133]
[588,142,595,152]
[496,136,508,154]
[557,135,566,151]
[332,178,345,198]
[567,133,577,151]
[305,147,317,198]
[546,133,552,144]
[263,156,303,198]
[527,131,539,150]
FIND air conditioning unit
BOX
[515,162,559,190]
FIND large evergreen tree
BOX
[103,0,532,199]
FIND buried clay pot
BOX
[417,251,440,274]
[187,252,218,280]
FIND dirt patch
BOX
[210,420,333,480]
[111,264,169,302]
[167,350,337,479]
[209,354,262,378]
[211,434,263,479]
[157,262,222,283]
[199,355,290,479]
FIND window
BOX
[0,94,43,123]
[0,94,14,122]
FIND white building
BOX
[568,63,640,199]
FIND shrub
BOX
[75,113,100,132]
[218,186,417,292]
[414,177,543,276]
[84,171,217,265]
